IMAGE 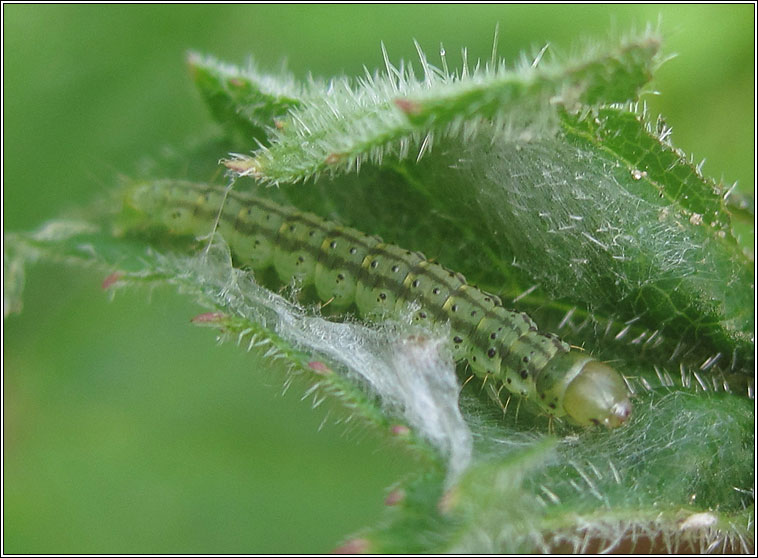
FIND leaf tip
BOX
[221,154,261,177]
[101,272,122,291]
[390,424,411,437]
[333,537,371,554]
[191,311,227,325]
[384,488,406,506]
[307,360,333,375]
[394,97,422,116]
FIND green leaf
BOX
[561,107,754,370]
[220,31,661,184]
[188,52,303,147]
[5,29,753,554]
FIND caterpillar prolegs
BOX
[124,181,632,428]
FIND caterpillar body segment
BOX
[124,181,632,428]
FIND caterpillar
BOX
[124,181,632,428]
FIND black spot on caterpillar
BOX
[125,181,632,428]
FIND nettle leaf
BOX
[220,31,661,183]
[4,30,753,553]
[188,52,303,147]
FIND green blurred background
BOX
[3,5,753,553]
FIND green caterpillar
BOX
[124,181,632,428]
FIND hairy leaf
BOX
[4,29,753,554]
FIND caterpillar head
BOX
[537,352,632,428]
[563,360,632,428]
